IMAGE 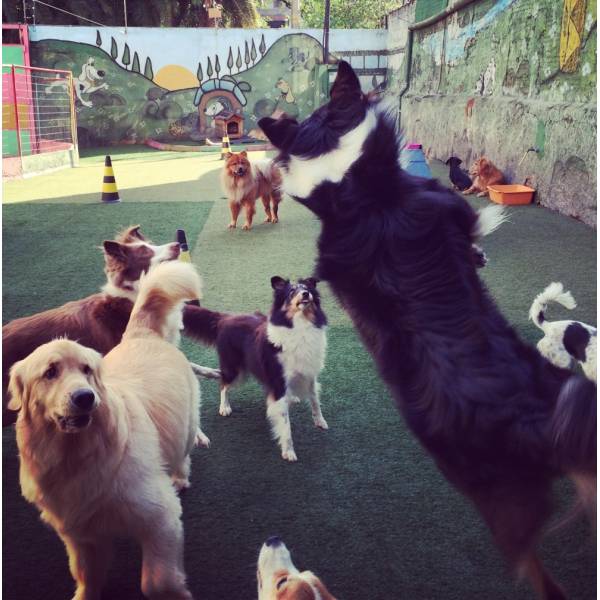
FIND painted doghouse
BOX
[214,111,244,139]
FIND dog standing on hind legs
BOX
[8,261,209,600]
[221,151,283,230]
[259,60,596,599]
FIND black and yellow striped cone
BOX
[176,229,200,305]
[220,134,231,160]
[101,155,121,203]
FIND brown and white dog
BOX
[257,537,336,600]
[8,261,208,600]
[3,225,218,426]
[221,151,282,230]
[464,156,504,197]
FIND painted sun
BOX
[154,65,198,90]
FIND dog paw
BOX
[264,217,272,223]
[476,192,487,197]
[172,476,191,492]
[227,223,236,229]
[272,217,279,224]
[314,416,329,430]
[282,448,298,462]
[242,224,251,231]
[195,429,211,448]
[219,405,232,417]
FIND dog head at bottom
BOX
[257,537,336,600]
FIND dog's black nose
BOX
[265,536,281,547]
[302,291,310,300]
[71,389,95,411]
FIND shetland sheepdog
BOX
[8,261,208,600]
[259,61,595,599]
[257,536,336,600]
[183,277,328,461]
[221,151,283,230]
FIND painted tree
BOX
[197,62,203,83]
[122,43,131,69]
[144,57,154,80]
[227,47,234,74]
[132,51,140,73]
[259,34,266,57]
[207,56,213,79]
[250,39,257,65]
[110,37,118,60]
[215,55,221,78]
[236,47,242,72]
[244,41,250,69]
[96,30,102,47]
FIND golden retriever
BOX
[8,261,209,600]
[257,537,336,600]
[464,156,504,197]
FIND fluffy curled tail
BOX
[126,261,202,340]
[182,304,224,346]
[529,282,576,330]
[551,375,596,473]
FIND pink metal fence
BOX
[2,65,77,176]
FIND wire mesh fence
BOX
[2,65,77,161]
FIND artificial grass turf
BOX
[3,153,596,600]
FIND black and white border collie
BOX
[530,282,597,382]
[183,277,328,461]
[259,61,595,599]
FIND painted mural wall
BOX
[387,0,597,226]
[28,26,387,146]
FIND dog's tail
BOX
[529,282,576,331]
[253,158,281,186]
[473,205,509,238]
[182,304,224,346]
[126,261,202,340]
[551,374,596,473]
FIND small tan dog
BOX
[221,151,283,230]
[257,537,336,600]
[8,261,209,600]
[464,156,504,197]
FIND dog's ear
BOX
[123,225,145,241]
[240,150,248,157]
[7,361,25,412]
[224,152,233,159]
[299,277,319,289]
[271,276,289,291]
[258,117,299,151]
[102,240,128,262]
[445,158,451,165]
[330,60,362,104]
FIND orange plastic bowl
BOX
[487,184,535,205]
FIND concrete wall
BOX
[28,26,387,147]
[387,0,597,226]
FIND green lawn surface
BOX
[2,149,596,600]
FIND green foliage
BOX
[144,56,154,80]
[236,47,243,71]
[197,62,204,82]
[207,56,213,79]
[110,37,118,60]
[301,0,396,28]
[259,34,266,56]
[227,47,234,73]
[215,55,221,77]
[122,43,131,69]
[250,39,257,64]
[244,40,250,67]
[132,51,140,73]
[95,30,102,46]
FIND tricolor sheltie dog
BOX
[221,151,283,230]
[259,61,595,598]
[184,277,328,461]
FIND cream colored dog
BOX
[8,261,209,600]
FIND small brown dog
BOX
[221,151,282,230]
[464,157,504,197]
